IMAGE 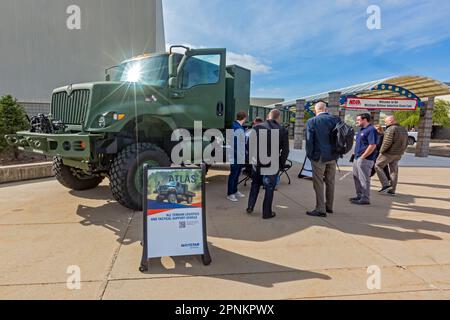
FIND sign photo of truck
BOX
[155,182,196,205]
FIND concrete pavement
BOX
[289,147,450,168]
[1,161,450,300]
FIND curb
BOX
[0,162,54,184]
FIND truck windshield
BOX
[114,55,169,86]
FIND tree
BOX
[0,95,29,154]
[433,99,450,127]
[393,99,450,129]
[289,110,315,124]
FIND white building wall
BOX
[0,0,165,104]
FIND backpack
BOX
[332,119,355,157]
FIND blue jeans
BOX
[228,164,243,196]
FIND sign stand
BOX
[298,156,313,179]
[140,164,211,273]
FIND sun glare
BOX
[125,62,142,82]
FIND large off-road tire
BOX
[109,143,171,210]
[168,193,177,204]
[52,157,104,191]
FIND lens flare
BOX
[125,63,142,82]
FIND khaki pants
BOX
[353,158,374,202]
[375,154,402,192]
[312,160,337,213]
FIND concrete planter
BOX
[0,162,53,184]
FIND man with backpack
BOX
[306,102,343,218]
[247,109,290,220]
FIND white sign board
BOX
[147,208,204,258]
[299,156,314,179]
[140,166,211,271]
[345,98,418,111]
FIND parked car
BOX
[407,131,418,146]
[381,126,418,146]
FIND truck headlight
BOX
[98,116,107,128]
[98,113,126,128]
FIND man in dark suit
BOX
[247,109,290,220]
[306,102,341,218]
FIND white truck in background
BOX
[408,131,419,146]
[381,126,418,146]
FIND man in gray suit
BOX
[306,102,341,218]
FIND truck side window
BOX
[181,54,220,89]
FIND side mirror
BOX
[168,77,178,88]
[168,54,178,78]
[105,65,118,82]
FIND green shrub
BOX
[0,95,29,153]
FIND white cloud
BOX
[226,52,271,74]
[166,43,271,74]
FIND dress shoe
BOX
[307,210,327,218]
[378,186,392,193]
[263,212,277,220]
[246,208,254,215]
[351,199,371,205]
[326,209,334,214]
[386,190,396,196]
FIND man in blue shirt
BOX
[350,113,379,205]
[227,112,247,202]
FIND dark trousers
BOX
[248,167,278,218]
[227,164,243,196]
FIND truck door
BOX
[171,49,226,130]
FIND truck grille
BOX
[51,90,91,125]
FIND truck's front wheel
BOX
[109,143,171,210]
[168,193,177,204]
[53,157,104,191]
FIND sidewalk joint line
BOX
[96,212,136,300]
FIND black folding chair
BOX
[238,165,252,187]
[279,160,293,185]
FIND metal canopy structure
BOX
[266,76,450,111]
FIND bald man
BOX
[375,116,409,196]
[306,102,341,217]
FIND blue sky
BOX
[163,0,450,100]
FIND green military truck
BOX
[155,182,196,205]
[5,46,288,210]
